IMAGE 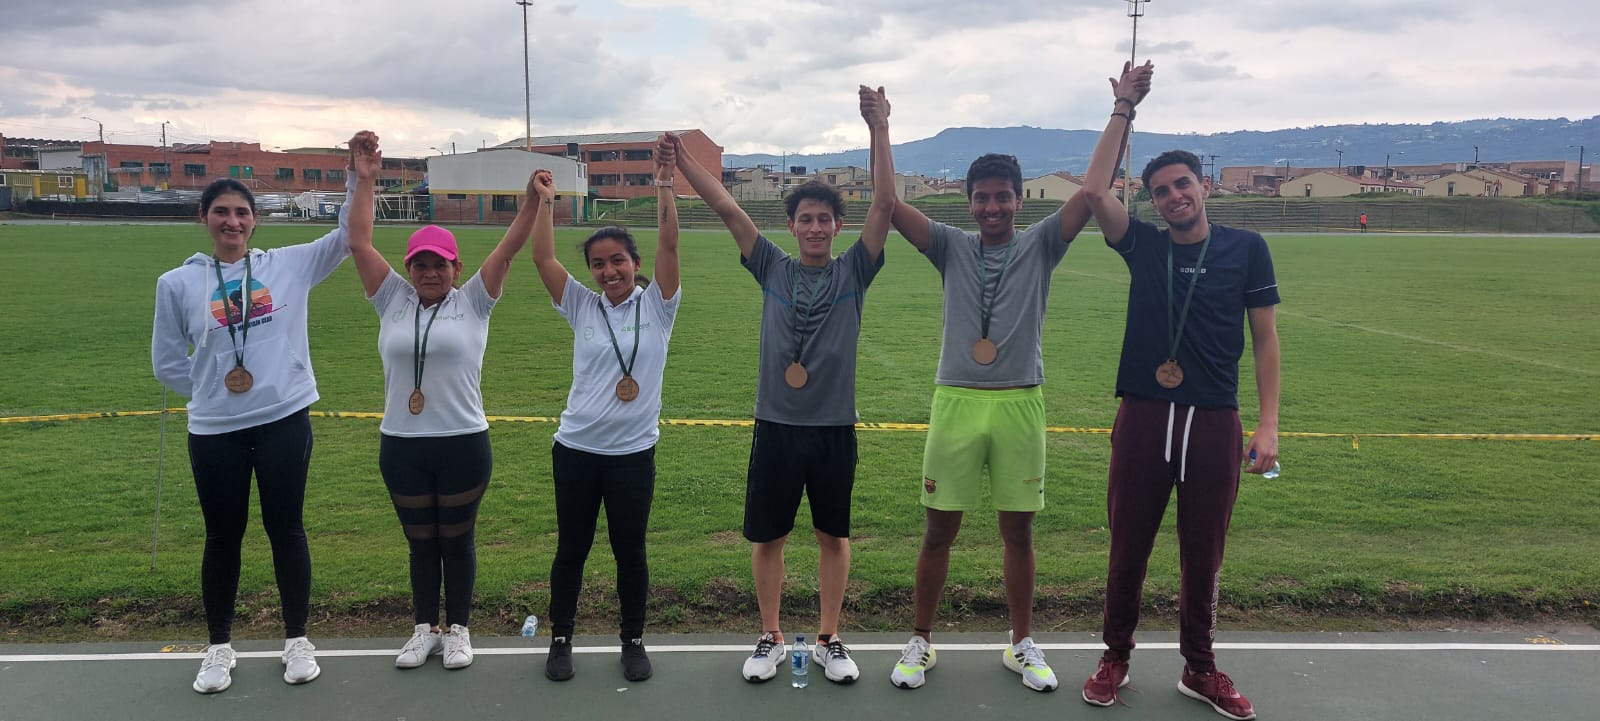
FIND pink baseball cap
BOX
[404,225,459,263]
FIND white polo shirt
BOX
[370,270,497,437]
[552,275,680,455]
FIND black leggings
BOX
[379,431,492,628]
[548,441,655,641]
[188,408,313,645]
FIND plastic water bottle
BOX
[520,614,539,639]
[790,634,809,688]
[1250,451,1281,479]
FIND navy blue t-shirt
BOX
[1110,217,1279,408]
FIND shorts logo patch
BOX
[923,477,936,494]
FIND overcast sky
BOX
[2,1,1595,158]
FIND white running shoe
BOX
[192,644,236,694]
[741,632,785,682]
[396,624,443,668]
[282,637,321,685]
[1003,636,1059,692]
[812,637,860,683]
[443,624,474,670]
[890,636,937,689]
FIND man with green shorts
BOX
[884,150,1091,692]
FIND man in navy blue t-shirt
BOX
[1073,61,1280,721]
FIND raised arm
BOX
[346,130,389,296]
[527,169,569,304]
[663,133,760,257]
[1080,60,1154,246]
[859,85,895,263]
[652,135,681,300]
[480,170,543,299]
[1243,305,1281,474]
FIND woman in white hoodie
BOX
[151,130,373,695]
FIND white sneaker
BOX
[741,632,785,682]
[443,624,474,669]
[890,636,936,689]
[282,636,321,685]
[192,644,235,694]
[812,637,859,683]
[1003,636,1059,692]
[395,624,442,668]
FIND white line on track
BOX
[5,641,1598,663]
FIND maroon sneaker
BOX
[1081,657,1130,706]
[1178,667,1256,720]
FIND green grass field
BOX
[2,221,1598,637]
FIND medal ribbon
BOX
[413,296,443,393]
[599,294,641,381]
[211,254,253,369]
[789,262,834,364]
[1165,231,1214,361]
[974,238,1017,339]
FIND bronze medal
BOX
[408,389,425,415]
[972,337,998,365]
[616,375,640,402]
[785,362,809,389]
[224,365,253,393]
[1156,359,1184,389]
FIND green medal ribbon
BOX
[413,297,443,393]
[789,262,834,365]
[974,238,1017,339]
[1165,231,1214,361]
[599,294,641,380]
[211,254,253,369]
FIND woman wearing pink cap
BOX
[347,137,547,671]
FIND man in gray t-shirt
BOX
[885,152,1093,694]
[662,88,895,685]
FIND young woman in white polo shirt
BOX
[346,136,545,671]
[530,139,680,684]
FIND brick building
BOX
[49,140,424,194]
[494,130,722,200]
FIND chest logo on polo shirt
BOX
[583,326,594,341]
[209,278,279,330]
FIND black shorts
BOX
[742,420,857,543]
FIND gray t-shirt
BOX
[924,210,1068,387]
[743,235,884,426]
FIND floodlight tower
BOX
[1122,0,1150,206]
[517,0,533,151]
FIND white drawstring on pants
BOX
[1164,402,1197,483]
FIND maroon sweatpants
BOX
[1101,394,1243,670]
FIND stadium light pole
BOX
[1122,0,1150,207]
[517,0,533,151]
[80,116,103,143]
[1570,144,1585,193]
[1383,151,1404,192]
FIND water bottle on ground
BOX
[521,614,539,639]
[1250,451,1281,479]
[791,634,809,688]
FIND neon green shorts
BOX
[920,385,1046,512]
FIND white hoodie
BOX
[152,178,355,434]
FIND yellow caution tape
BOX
[1,409,1595,441]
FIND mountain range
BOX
[724,116,1598,179]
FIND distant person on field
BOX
[347,137,541,672]
[1077,61,1280,721]
[152,130,370,695]
[531,139,681,684]
[1359,211,1368,233]
[664,86,894,686]
[882,95,1099,694]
